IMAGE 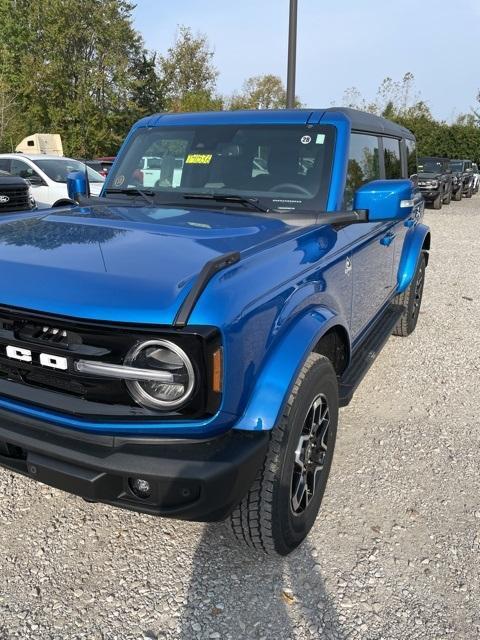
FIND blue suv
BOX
[0,108,430,555]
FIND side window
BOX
[10,158,38,180]
[345,133,380,209]
[0,159,10,173]
[383,137,402,179]
[405,139,417,179]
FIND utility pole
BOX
[286,0,298,108]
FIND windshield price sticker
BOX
[186,154,213,164]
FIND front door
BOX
[10,158,51,208]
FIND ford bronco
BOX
[449,159,474,199]
[0,108,430,555]
[417,156,452,209]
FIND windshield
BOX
[418,159,444,173]
[32,158,105,183]
[450,161,464,172]
[106,124,335,213]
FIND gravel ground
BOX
[1,198,479,640]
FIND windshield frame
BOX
[104,124,336,214]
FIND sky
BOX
[133,0,480,122]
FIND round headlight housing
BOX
[125,340,195,410]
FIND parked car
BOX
[0,170,36,214]
[471,162,480,194]
[95,156,116,176]
[449,159,474,199]
[0,154,104,208]
[417,156,452,209]
[0,108,430,556]
[77,159,106,177]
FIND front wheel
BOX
[229,354,338,555]
[393,253,426,337]
[453,188,462,201]
[466,186,473,198]
[432,193,442,209]
[443,189,452,205]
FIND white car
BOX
[140,156,184,188]
[0,154,104,208]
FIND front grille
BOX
[0,308,220,421]
[0,187,32,212]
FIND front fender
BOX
[397,223,431,293]
[233,307,349,432]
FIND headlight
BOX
[125,339,195,409]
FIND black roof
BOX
[325,107,415,139]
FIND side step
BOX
[338,304,404,407]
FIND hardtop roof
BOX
[132,107,414,140]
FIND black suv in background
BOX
[0,171,35,214]
[417,157,453,209]
[449,159,474,199]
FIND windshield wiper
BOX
[182,193,268,213]
[105,187,155,206]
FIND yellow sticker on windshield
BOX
[185,153,213,165]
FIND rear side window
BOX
[383,137,402,179]
[0,159,10,173]
[345,133,380,208]
[405,139,417,178]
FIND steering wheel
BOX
[270,183,311,196]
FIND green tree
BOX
[228,74,301,110]
[0,0,159,156]
[159,26,222,112]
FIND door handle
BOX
[380,232,396,247]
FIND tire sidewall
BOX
[405,254,426,333]
[271,356,339,555]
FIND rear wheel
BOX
[393,253,426,337]
[432,193,442,209]
[229,354,338,555]
[453,187,462,201]
[466,186,473,198]
[443,189,451,205]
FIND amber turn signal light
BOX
[212,347,223,393]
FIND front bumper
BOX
[418,188,440,201]
[0,408,269,521]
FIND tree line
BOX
[1,2,478,162]
[0,0,294,157]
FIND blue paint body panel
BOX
[0,108,430,438]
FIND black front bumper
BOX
[0,409,269,522]
[418,189,440,201]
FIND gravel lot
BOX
[1,198,479,640]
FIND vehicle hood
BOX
[0,204,296,324]
[0,176,27,187]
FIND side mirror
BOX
[353,179,414,221]
[67,170,89,201]
[27,174,45,186]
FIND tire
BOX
[393,253,426,337]
[466,186,473,198]
[229,353,338,556]
[443,189,451,205]
[432,193,442,209]
[453,188,462,201]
